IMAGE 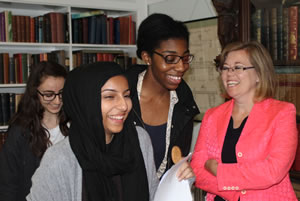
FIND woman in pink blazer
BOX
[191,41,298,201]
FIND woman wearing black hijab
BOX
[27,62,157,201]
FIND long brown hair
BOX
[9,61,69,158]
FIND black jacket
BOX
[126,64,200,171]
[0,125,40,201]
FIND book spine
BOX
[0,54,3,84]
[3,53,9,84]
[262,8,271,52]
[9,57,15,84]
[283,7,289,61]
[270,8,278,60]
[288,6,298,60]
[277,6,283,61]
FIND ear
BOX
[141,51,152,65]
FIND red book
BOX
[96,53,103,61]
[288,6,298,60]
[2,53,9,84]
[56,13,64,43]
[30,17,35,42]
[13,54,19,83]
[18,54,23,83]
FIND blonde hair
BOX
[219,41,276,101]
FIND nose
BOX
[52,94,62,104]
[175,59,189,72]
[227,68,235,75]
[117,96,128,111]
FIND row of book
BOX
[72,50,137,69]
[275,73,300,116]
[251,4,300,61]
[0,50,67,84]
[0,10,68,43]
[0,93,22,126]
[71,10,136,45]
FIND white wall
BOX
[148,0,217,22]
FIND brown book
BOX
[20,16,25,42]
[283,7,289,61]
[270,8,277,60]
[2,53,9,84]
[288,6,298,60]
[107,17,114,44]
[25,16,30,42]
[12,15,17,42]
[49,12,57,43]
[30,17,35,42]
[16,15,21,42]
[119,16,129,44]
[56,13,64,43]
[82,17,89,44]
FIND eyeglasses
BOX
[153,51,194,64]
[37,90,63,101]
[218,66,255,74]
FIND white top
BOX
[47,125,65,145]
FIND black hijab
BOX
[63,62,149,201]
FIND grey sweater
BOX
[26,126,158,201]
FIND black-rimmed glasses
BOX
[218,66,255,75]
[153,51,194,64]
[37,90,63,101]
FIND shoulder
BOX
[4,124,30,147]
[135,126,152,149]
[176,79,200,114]
[255,98,296,115]
[205,99,232,116]
[41,137,76,168]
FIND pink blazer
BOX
[191,98,298,201]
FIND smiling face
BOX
[147,38,191,90]
[221,49,259,102]
[101,75,132,143]
[37,76,65,117]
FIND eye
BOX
[44,93,55,98]
[222,66,230,71]
[234,66,243,70]
[182,55,191,62]
[165,55,178,63]
[103,95,114,99]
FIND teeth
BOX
[110,116,124,120]
[227,81,239,86]
[168,75,181,80]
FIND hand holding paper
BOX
[153,154,194,201]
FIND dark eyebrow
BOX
[161,50,190,54]
[41,89,63,93]
[101,88,130,93]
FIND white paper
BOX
[153,153,194,201]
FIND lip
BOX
[108,115,126,123]
[167,74,182,85]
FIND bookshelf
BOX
[0,0,147,130]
